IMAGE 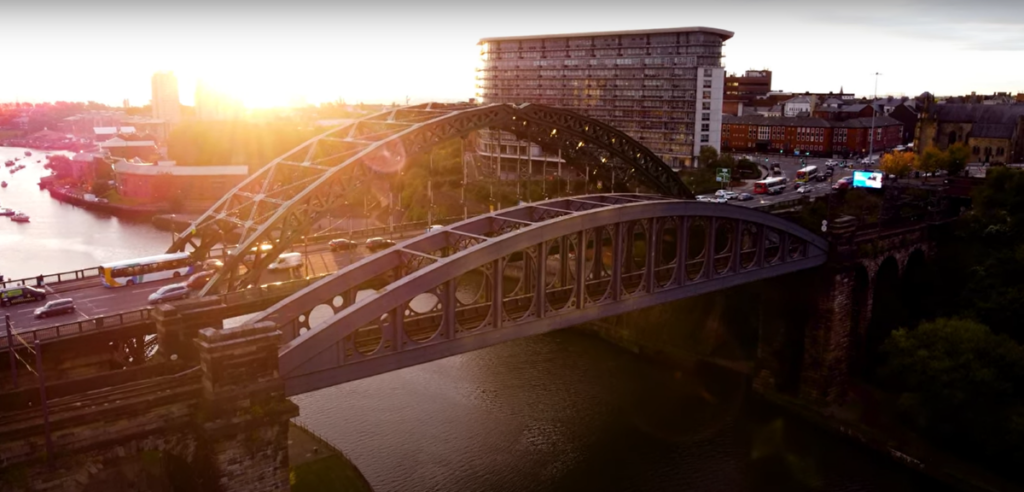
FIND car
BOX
[0,286,47,307]
[714,190,738,200]
[186,270,216,290]
[34,298,75,318]
[267,252,303,271]
[427,225,444,233]
[329,238,357,252]
[365,237,396,252]
[696,195,713,202]
[815,174,829,182]
[737,193,754,201]
[832,177,853,190]
[797,186,812,194]
[148,283,190,304]
[201,259,224,271]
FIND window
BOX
[703,68,712,77]
[703,79,712,88]
[701,123,710,132]
[702,102,711,110]
[702,112,710,121]
[702,91,711,99]
[701,134,709,143]
[973,146,980,155]
[996,147,1005,157]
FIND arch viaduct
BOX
[0,104,945,492]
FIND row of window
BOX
[486,33,724,51]
[479,67,701,79]
[486,56,711,69]
[482,89,699,99]
[485,97,700,111]
[478,78,698,89]
[490,45,722,59]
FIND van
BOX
[34,298,75,318]
[0,286,47,307]
[267,253,303,271]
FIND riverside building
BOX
[476,27,732,169]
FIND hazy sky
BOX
[2,0,1022,107]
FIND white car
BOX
[267,252,303,271]
[797,186,812,194]
[148,283,189,304]
[714,190,739,200]
[696,195,713,202]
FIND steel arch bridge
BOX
[168,103,691,297]
[245,194,829,397]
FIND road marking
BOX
[16,307,36,313]
[76,294,116,302]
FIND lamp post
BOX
[868,72,882,160]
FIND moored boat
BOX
[3,160,13,167]
[11,212,30,222]
[0,207,13,216]
[1,181,7,188]
[24,151,31,156]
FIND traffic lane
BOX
[1,277,183,332]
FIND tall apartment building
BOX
[477,27,732,168]
[151,72,181,125]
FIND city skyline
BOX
[2,0,1022,107]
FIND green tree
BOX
[883,318,1024,469]
[945,143,971,176]
[698,145,719,168]
[916,147,946,177]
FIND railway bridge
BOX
[0,103,946,492]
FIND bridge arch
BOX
[248,195,828,396]
[168,103,690,296]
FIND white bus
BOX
[753,177,788,195]
[100,252,195,287]
[796,165,818,183]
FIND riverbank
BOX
[47,186,168,219]
[289,421,374,492]
[758,389,1023,492]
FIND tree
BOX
[698,145,719,168]
[883,318,1024,470]
[916,147,946,177]
[945,143,971,176]
[879,151,915,178]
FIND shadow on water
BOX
[293,330,954,492]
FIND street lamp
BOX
[868,72,882,160]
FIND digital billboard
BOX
[853,170,884,189]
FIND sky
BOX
[2,0,1022,107]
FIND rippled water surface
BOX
[294,330,950,492]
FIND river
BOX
[2,146,950,491]
[0,146,170,281]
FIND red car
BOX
[186,270,216,291]
[832,177,853,190]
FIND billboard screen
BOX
[853,170,884,189]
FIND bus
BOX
[795,165,818,183]
[753,177,788,195]
[100,252,194,287]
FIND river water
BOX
[1,146,948,491]
[0,146,170,281]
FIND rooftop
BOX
[100,138,156,148]
[723,114,903,129]
[113,160,248,176]
[479,26,734,44]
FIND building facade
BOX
[477,27,733,168]
[722,115,903,157]
[915,102,1024,164]
[723,70,771,116]
[151,72,181,126]
[114,160,248,207]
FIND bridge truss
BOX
[168,103,691,296]
[248,195,829,396]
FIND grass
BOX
[290,454,374,492]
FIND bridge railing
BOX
[1,273,332,352]
[0,309,152,350]
[0,267,101,290]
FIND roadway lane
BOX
[0,230,430,333]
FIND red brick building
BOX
[722,115,903,157]
[724,70,772,116]
[114,160,248,208]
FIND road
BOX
[722,152,876,208]
[0,230,429,333]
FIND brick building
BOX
[114,160,248,208]
[915,101,1024,164]
[722,115,903,157]
[723,70,771,116]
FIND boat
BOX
[3,160,12,167]
[0,208,13,216]
[24,151,31,156]
[10,212,29,222]
[1,181,7,188]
